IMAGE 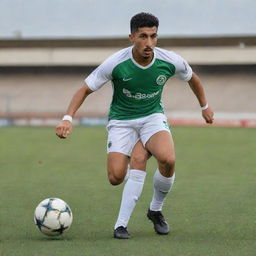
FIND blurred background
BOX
[0,0,255,127]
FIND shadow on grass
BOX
[23,232,74,242]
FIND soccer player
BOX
[56,12,214,239]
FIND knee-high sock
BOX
[114,169,146,229]
[150,169,175,211]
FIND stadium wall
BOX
[0,37,255,127]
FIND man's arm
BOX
[188,72,214,124]
[55,83,94,139]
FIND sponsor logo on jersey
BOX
[123,88,160,100]
[156,75,167,86]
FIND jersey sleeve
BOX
[155,48,193,82]
[174,54,193,82]
[84,57,113,91]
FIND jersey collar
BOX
[129,46,155,70]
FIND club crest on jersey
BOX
[156,75,167,86]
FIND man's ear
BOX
[129,34,134,44]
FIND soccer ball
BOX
[34,198,73,236]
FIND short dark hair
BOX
[130,12,159,33]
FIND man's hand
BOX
[202,107,214,124]
[55,120,73,139]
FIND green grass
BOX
[0,126,255,256]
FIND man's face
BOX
[129,26,158,60]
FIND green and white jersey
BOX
[85,46,192,120]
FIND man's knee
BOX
[108,167,126,186]
[158,154,176,170]
[130,151,150,170]
[107,152,129,186]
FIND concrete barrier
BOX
[0,46,255,66]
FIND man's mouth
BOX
[144,48,153,54]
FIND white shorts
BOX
[106,113,170,156]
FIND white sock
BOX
[149,169,175,211]
[114,169,146,229]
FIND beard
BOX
[142,55,151,59]
[142,48,153,59]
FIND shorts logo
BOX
[163,120,170,130]
[156,75,167,86]
[108,141,112,148]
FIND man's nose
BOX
[146,37,153,48]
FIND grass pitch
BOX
[0,126,255,256]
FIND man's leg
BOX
[145,131,176,235]
[107,152,131,239]
[145,131,175,178]
[107,152,129,185]
[112,141,151,239]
